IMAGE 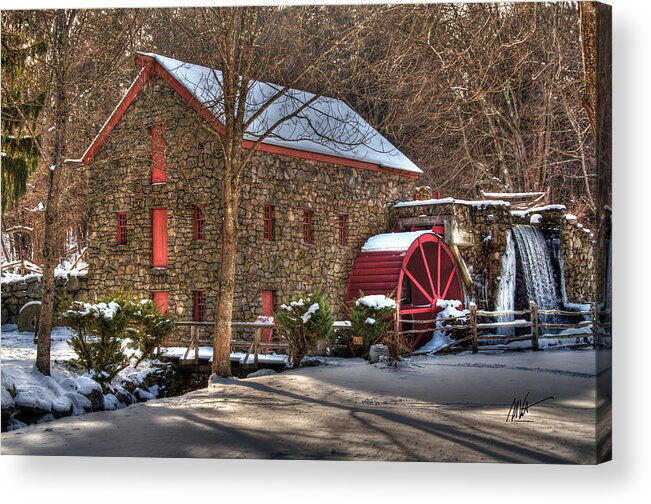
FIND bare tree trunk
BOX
[212,173,240,377]
[36,11,72,375]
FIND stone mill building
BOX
[74,53,421,325]
[72,52,596,347]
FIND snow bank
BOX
[1,325,164,431]
[418,333,455,353]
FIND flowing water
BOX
[511,225,560,311]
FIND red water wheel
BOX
[347,232,465,350]
[396,234,465,350]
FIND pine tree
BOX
[1,13,47,212]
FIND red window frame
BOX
[152,208,168,268]
[338,214,348,246]
[194,290,207,322]
[116,212,128,245]
[263,204,274,241]
[303,209,312,244]
[194,205,206,240]
[151,125,167,184]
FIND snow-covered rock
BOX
[369,344,389,364]
[134,387,156,402]
[1,387,14,410]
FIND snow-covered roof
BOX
[511,204,566,217]
[361,230,433,252]
[394,198,510,209]
[137,53,422,175]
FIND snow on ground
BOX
[1,348,607,463]
[1,324,162,431]
[160,346,289,366]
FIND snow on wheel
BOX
[347,230,465,350]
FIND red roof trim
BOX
[82,54,420,179]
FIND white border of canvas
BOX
[1,0,648,502]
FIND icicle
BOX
[496,230,516,336]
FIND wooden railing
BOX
[170,321,288,366]
[164,301,602,365]
[407,301,599,354]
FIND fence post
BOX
[254,327,261,367]
[192,325,199,364]
[529,301,539,350]
[470,302,478,354]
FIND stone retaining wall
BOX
[392,200,596,309]
[1,274,89,325]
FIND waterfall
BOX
[496,230,516,336]
[511,225,560,311]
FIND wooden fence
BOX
[406,301,598,355]
[165,301,601,365]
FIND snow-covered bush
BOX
[125,299,175,368]
[349,293,405,362]
[59,294,174,383]
[275,292,334,368]
[350,294,396,347]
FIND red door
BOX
[152,291,169,314]
[261,290,274,343]
[152,208,168,267]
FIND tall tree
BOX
[35,9,77,375]
[164,6,393,376]
[1,12,47,212]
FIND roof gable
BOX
[77,52,422,178]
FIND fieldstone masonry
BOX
[391,199,596,310]
[86,80,416,339]
[1,273,89,325]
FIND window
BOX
[194,290,207,322]
[151,125,167,184]
[194,205,206,240]
[152,291,169,314]
[338,214,348,246]
[116,212,128,245]
[263,205,274,241]
[303,209,312,243]
[152,208,168,267]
